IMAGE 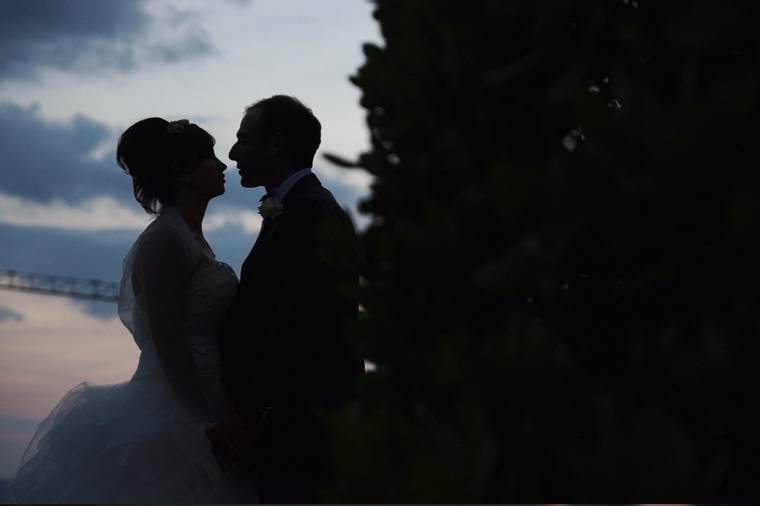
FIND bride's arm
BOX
[132,226,211,422]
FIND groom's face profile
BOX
[229,107,273,188]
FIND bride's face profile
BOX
[118,118,223,214]
[182,154,227,199]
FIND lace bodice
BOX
[118,208,240,422]
[128,259,238,423]
[182,259,239,358]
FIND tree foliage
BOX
[328,0,760,501]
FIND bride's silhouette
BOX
[9,118,255,503]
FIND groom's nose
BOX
[229,142,239,160]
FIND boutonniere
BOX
[258,197,284,219]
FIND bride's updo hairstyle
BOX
[117,118,216,214]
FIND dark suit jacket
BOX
[220,173,363,426]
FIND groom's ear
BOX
[268,131,286,156]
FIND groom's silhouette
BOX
[219,95,364,502]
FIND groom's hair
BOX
[247,95,321,168]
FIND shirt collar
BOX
[269,168,312,201]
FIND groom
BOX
[217,95,364,502]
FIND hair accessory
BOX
[167,119,190,134]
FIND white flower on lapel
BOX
[258,197,284,219]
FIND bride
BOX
[9,118,256,503]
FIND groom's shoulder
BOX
[290,182,343,215]
[285,185,354,237]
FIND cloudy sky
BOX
[0,0,380,478]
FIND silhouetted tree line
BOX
[326,0,760,501]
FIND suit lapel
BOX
[242,173,322,279]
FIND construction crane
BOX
[0,269,378,371]
[0,269,119,303]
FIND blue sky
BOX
[0,0,380,478]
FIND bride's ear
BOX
[174,165,193,183]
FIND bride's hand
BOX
[207,413,251,461]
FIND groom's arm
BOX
[220,275,271,422]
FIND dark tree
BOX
[328,0,760,501]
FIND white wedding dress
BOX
[9,208,257,504]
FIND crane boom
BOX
[0,269,119,303]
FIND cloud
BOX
[148,32,214,64]
[0,101,366,231]
[0,213,259,323]
[0,415,40,480]
[0,307,23,323]
[0,290,139,478]
[0,292,138,419]
[0,194,150,231]
[0,223,136,282]
[0,100,267,230]
[0,192,262,235]
[0,0,213,81]
[0,100,365,301]
[0,213,261,324]
[0,1,146,78]
[0,103,131,205]
[0,213,259,280]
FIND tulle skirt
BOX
[9,378,256,504]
